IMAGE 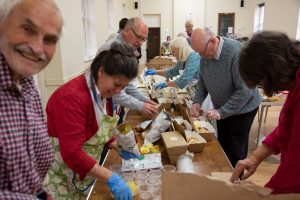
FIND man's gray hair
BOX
[126,17,139,30]
[203,27,215,43]
[0,0,63,23]
[0,0,22,21]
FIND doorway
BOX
[147,27,161,61]
[218,13,235,36]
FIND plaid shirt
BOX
[0,53,53,199]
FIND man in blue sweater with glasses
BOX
[190,27,261,167]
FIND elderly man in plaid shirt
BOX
[0,0,63,199]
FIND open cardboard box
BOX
[176,107,215,141]
[173,98,184,111]
[158,97,173,110]
[161,131,188,164]
[192,120,215,141]
[173,120,206,153]
[162,172,300,200]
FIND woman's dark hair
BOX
[239,31,300,96]
[90,42,138,83]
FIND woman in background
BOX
[144,36,200,90]
[230,31,300,194]
[44,42,138,200]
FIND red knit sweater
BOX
[46,74,113,179]
[263,67,300,194]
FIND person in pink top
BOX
[230,31,300,194]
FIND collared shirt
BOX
[214,36,224,60]
[97,33,148,111]
[0,53,53,199]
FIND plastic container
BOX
[109,164,122,175]
[162,165,176,172]
[139,191,152,200]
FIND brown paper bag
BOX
[162,172,300,200]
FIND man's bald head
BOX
[122,17,148,50]
[191,28,217,58]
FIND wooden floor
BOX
[246,106,281,186]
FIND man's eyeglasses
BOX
[130,27,147,42]
[199,38,211,56]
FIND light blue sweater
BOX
[193,37,261,118]
[165,51,200,89]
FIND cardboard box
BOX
[173,98,184,111]
[161,131,188,156]
[145,56,176,70]
[173,121,206,153]
[158,98,173,110]
[162,172,300,200]
[178,107,215,141]
[166,154,180,165]
[185,130,206,153]
[193,120,215,141]
[178,93,191,100]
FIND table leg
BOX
[256,105,265,147]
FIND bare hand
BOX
[146,99,157,105]
[190,103,201,118]
[230,156,259,183]
[204,109,221,120]
[232,179,255,186]
[141,102,158,118]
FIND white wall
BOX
[248,0,300,38]
[173,0,206,36]
[140,0,174,42]
[126,0,141,17]
[55,0,88,80]
[204,0,253,37]
[46,0,130,101]
[204,0,300,38]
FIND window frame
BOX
[254,3,265,32]
[81,0,97,62]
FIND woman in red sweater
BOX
[230,31,300,194]
[44,42,138,200]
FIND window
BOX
[81,0,97,61]
[296,7,300,40]
[253,3,265,32]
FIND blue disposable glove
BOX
[119,150,138,160]
[154,82,167,90]
[144,69,157,76]
[108,172,132,200]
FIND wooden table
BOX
[87,110,233,200]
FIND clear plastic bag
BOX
[145,110,172,144]
[176,152,195,173]
[113,123,140,156]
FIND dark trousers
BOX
[217,107,258,167]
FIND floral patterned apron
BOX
[43,71,119,200]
